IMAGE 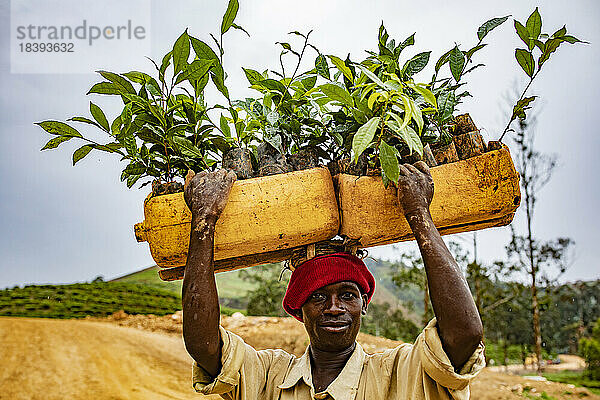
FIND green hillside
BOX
[112,266,257,309]
[0,281,181,319]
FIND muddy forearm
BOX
[406,209,483,369]
[182,216,222,377]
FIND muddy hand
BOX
[396,161,434,217]
[184,169,237,232]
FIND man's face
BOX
[298,281,368,352]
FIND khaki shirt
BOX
[193,319,485,400]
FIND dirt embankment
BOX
[0,314,597,400]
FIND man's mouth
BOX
[319,321,351,333]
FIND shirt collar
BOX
[278,342,366,400]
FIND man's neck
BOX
[309,343,356,392]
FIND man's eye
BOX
[310,293,325,301]
[341,292,357,299]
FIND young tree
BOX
[505,114,575,373]
[239,263,289,317]
[580,318,600,380]
[391,251,432,326]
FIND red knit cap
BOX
[282,252,376,321]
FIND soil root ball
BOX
[223,148,255,179]
[151,180,184,197]
[453,113,478,135]
[288,148,319,171]
[487,141,503,151]
[332,153,369,176]
[432,141,459,165]
[454,131,486,160]
[256,143,292,176]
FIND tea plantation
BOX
[0,281,182,318]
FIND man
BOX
[182,161,485,400]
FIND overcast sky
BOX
[1,0,598,289]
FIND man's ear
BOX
[361,294,368,315]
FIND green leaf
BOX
[41,135,72,150]
[72,145,93,165]
[396,33,415,55]
[220,114,231,137]
[111,116,122,136]
[231,23,250,36]
[121,103,133,130]
[410,98,424,134]
[92,143,119,154]
[355,64,386,88]
[477,15,510,40]
[552,26,567,39]
[264,131,283,153]
[515,48,535,77]
[449,46,465,82]
[315,54,330,80]
[466,43,487,60]
[538,38,561,67]
[437,91,455,123]
[221,0,239,34]
[122,129,137,156]
[514,20,533,50]
[301,75,317,90]
[379,141,400,184]
[89,102,110,132]
[327,55,353,82]
[190,37,219,62]
[159,51,172,84]
[277,42,292,51]
[36,121,83,138]
[172,30,190,75]
[174,59,214,85]
[123,162,146,176]
[87,82,122,95]
[350,107,368,124]
[68,116,102,129]
[243,68,264,85]
[96,71,135,94]
[407,82,437,109]
[126,174,142,188]
[351,117,380,162]
[212,71,230,99]
[402,52,431,76]
[122,71,159,89]
[319,83,354,107]
[387,122,423,157]
[526,8,542,40]
[512,96,537,120]
[173,136,204,158]
[435,49,452,73]
[258,79,290,98]
[561,35,587,44]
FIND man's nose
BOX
[324,296,345,315]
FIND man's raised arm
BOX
[396,162,483,370]
[182,169,236,377]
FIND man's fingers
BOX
[405,164,421,175]
[414,161,430,175]
[399,164,411,176]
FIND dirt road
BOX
[1,316,597,400]
[0,317,208,400]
